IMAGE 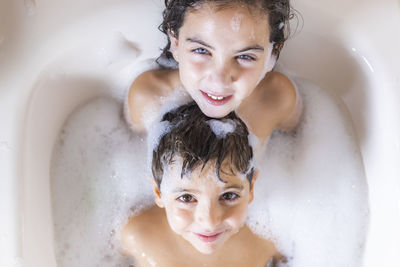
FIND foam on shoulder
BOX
[145,88,191,168]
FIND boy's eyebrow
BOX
[173,188,200,193]
[224,184,244,191]
[172,185,244,193]
[186,37,214,50]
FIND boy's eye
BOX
[237,54,256,61]
[177,194,197,203]
[192,48,210,55]
[220,192,240,202]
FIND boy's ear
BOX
[150,178,164,208]
[249,170,259,204]
[168,31,179,62]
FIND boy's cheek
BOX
[166,206,194,231]
[224,203,249,227]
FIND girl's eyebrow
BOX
[186,37,214,49]
[235,45,264,53]
[186,37,264,53]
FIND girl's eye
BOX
[177,194,197,203]
[220,192,240,202]
[192,48,210,55]
[237,54,256,61]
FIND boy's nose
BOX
[195,200,223,230]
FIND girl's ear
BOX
[249,170,259,204]
[168,31,180,62]
[150,178,164,208]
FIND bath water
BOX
[51,77,368,267]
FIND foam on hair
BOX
[145,88,192,169]
[207,119,237,138]
[149,101,255,188]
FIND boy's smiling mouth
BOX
[193,231,224,243]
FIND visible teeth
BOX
[207,93,224,100]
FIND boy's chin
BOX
[192,241,222,255]
[188,232,231,255]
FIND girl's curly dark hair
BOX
[157,0,295,67]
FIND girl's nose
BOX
[209,61,236,90]
[195,200,223,230]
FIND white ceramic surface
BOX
[0,0,399,266]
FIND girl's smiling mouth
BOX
[194,232,224,243]
[200,91,233,106]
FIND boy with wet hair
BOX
[121,102,285,267]
[151,101,255,189]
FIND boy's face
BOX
[170,4,272,118]
[153,158,256,254]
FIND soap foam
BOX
[208,119,236,138]
[145,88,192,169]
[51,78,368,266]
[246,77,369,267]
[51,97,153,267]
[230,12,244,32]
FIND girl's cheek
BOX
[186,57,209,73]
[240,63,265,80]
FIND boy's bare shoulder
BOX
[121,206,166,255]
[241,226,281,257]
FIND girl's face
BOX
[153,159,256,254]
[170,4,272,118]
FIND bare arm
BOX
[237,71,302,144]
[275,75,303,131]
[125,69,180,132]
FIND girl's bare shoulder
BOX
[237,71,299,141]
[127,69,180,131]
[259,71,297,116]
[264,72,302,131]
[130,68,180,96]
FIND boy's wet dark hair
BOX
[157,0,294,67]
[151,102,255,189]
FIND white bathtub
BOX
[0,0,399,266]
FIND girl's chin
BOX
[189,93,235,118]
[202,107,231,118]
[197,101,234,118]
